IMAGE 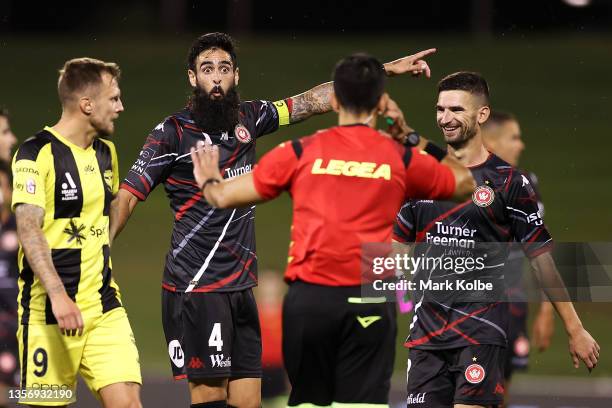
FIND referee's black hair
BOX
[438,71,490,105]
[333,53,386,114]
[188,32,238,71]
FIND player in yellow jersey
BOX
[12,58,142,407]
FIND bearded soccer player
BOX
[394,72,600,408]
[482,111,555,390]
[12,58,141,407]
[189,53,475,407]
[110,33,438,407]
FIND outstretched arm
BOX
[288,48,437,124]
[530,252,600,370]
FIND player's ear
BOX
[234,67,240,86]
[478,105,491,125]
[188,70,197,88]
[79,97,93,116]
[331,92,340,113]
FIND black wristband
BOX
[424,142,447,161]
[201,178,221,191]
[404,131,421,147]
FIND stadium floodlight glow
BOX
[562,0,591,7]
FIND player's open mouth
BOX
[442,126,459,133]
[211,87,224,98]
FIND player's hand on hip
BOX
[383,48,436,78]
[568,327,600,371]
[51,293,84,336]
[191,140,222,190]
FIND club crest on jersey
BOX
[472,185,495,207]
[465,363,485,384]
[234,124,251,143]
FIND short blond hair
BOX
[58,57,121,105]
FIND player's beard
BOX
[444,118,478,150]
[190,85,240,133]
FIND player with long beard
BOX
[110,33,439,408]
[394,72,600,408]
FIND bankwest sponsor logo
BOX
[311,159,391,180]
[209,354,231,368]
[407,392,426,404]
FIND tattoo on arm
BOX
[289,81,333,123]
[15,204,66,297]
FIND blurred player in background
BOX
[110,32,437,408]
[0,108,18,162]
[189,53,475,407]
[481,111,555,396]
[394,72,599,408]
[0,108,19,408]
[253,270,287,408]
[12,58,141,407]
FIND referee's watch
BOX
[404,131,421,147]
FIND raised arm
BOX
[109,189,140,245]
[15,204,83,335]
[530,252,600,370]
[288,49,437,124]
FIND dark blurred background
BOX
[1,1,611,406]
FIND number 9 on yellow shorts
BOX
[17,307,142,406]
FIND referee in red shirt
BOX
[190,54,476,407]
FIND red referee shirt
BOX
[253,124,455,286]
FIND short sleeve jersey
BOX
[12,127,121,325]
[252,124,456,287]
[393,154,552,349]
[121,100,290,292]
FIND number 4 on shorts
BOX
[208,323,223,351]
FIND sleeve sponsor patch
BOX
[129,147,156,176]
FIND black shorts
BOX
[161,288,262,380]
[283,281,397,407]
[407,345,506,407]
[504,302,530,380]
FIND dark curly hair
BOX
[188,32,238,71]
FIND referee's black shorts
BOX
[283,280,397,407]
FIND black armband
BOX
[424,142,447,161]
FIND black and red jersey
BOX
[393,153,552,350]
[252,124,456,287]
[121,100,290,292]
